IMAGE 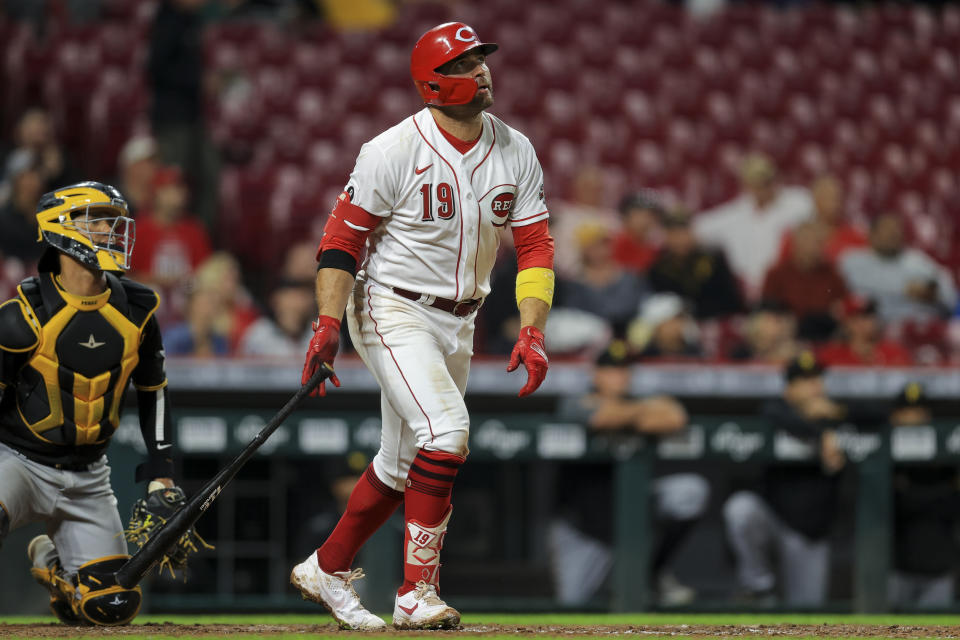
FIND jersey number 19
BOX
[420,183,456,222]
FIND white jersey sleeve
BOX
[344,142,396,218]
[507,134,549,228]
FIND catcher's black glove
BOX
[124,485,213,579]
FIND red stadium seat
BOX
[253,65,297,114]
[705,91,747,142]
[86,68,148,177]
[96,23,143,70]
[890,318,950,366]
[575,24,614,69]
[620,89,664,142]
[541,89,586,141]
[292,43,340,91]
[336,31,377,68]
[43,36,103,153]
[613,45,662,92]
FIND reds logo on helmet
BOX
[455,27,478,43]
[410,22,499,106]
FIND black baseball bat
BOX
[115,364,333,589]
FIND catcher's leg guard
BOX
[29,536,84,626]
[30,567,84,625]
[74,555,142,626]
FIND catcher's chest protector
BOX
[8,272,151,447]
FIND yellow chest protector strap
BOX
[516,267,555,308]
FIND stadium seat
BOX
[891,318,950,366]
[86,68,148,177]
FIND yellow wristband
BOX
[516,267,555,308]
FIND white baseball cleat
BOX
[392,580,460,630]
[290,553,385,630]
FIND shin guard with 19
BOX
[404,506,452,586]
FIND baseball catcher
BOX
[0,182,201,625]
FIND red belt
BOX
[392,287,482,317]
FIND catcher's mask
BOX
[411,22,498,107]
[35,181,135,272]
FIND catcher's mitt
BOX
[124,486,213,579]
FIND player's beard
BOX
[472,73,494,111]
[472,84,494,110]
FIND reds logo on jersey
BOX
[492,192,514,213]
[479,187,517,227]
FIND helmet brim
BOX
[434,42,499,72]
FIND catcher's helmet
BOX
[411,22,498,106]
[35,181,135,272]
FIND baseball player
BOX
[291,22,554,630]
[0,182,179,625]
[723,352,846,606]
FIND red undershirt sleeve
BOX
[512,219,554,270]
[316,193,383,272]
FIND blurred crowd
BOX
[518,152,960,367]
[2,103,958,366]
[2,0,960,366]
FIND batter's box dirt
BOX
[1,623,960,638]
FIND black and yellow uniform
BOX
[0,270,173,479]
[1,180,190,627]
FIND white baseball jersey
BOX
[345,107,549,301]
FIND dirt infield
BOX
[1,623,959,638]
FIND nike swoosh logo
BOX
[414,164,433,175]
[157,443,173,450]
[398,603,419,616]
[79,334,105,349]
[530,342,548,362]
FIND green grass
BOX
[5,612,960,624]
[2,612,959,639]
[465,612,960,625]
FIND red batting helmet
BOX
[411,22,498,106]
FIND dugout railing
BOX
[115,412,955,613]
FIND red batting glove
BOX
[506,326,549,398]
[302,315,342,397]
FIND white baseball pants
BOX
[347,277,475,493]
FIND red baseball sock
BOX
[316,464,403,573]
[400,448,463,593]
